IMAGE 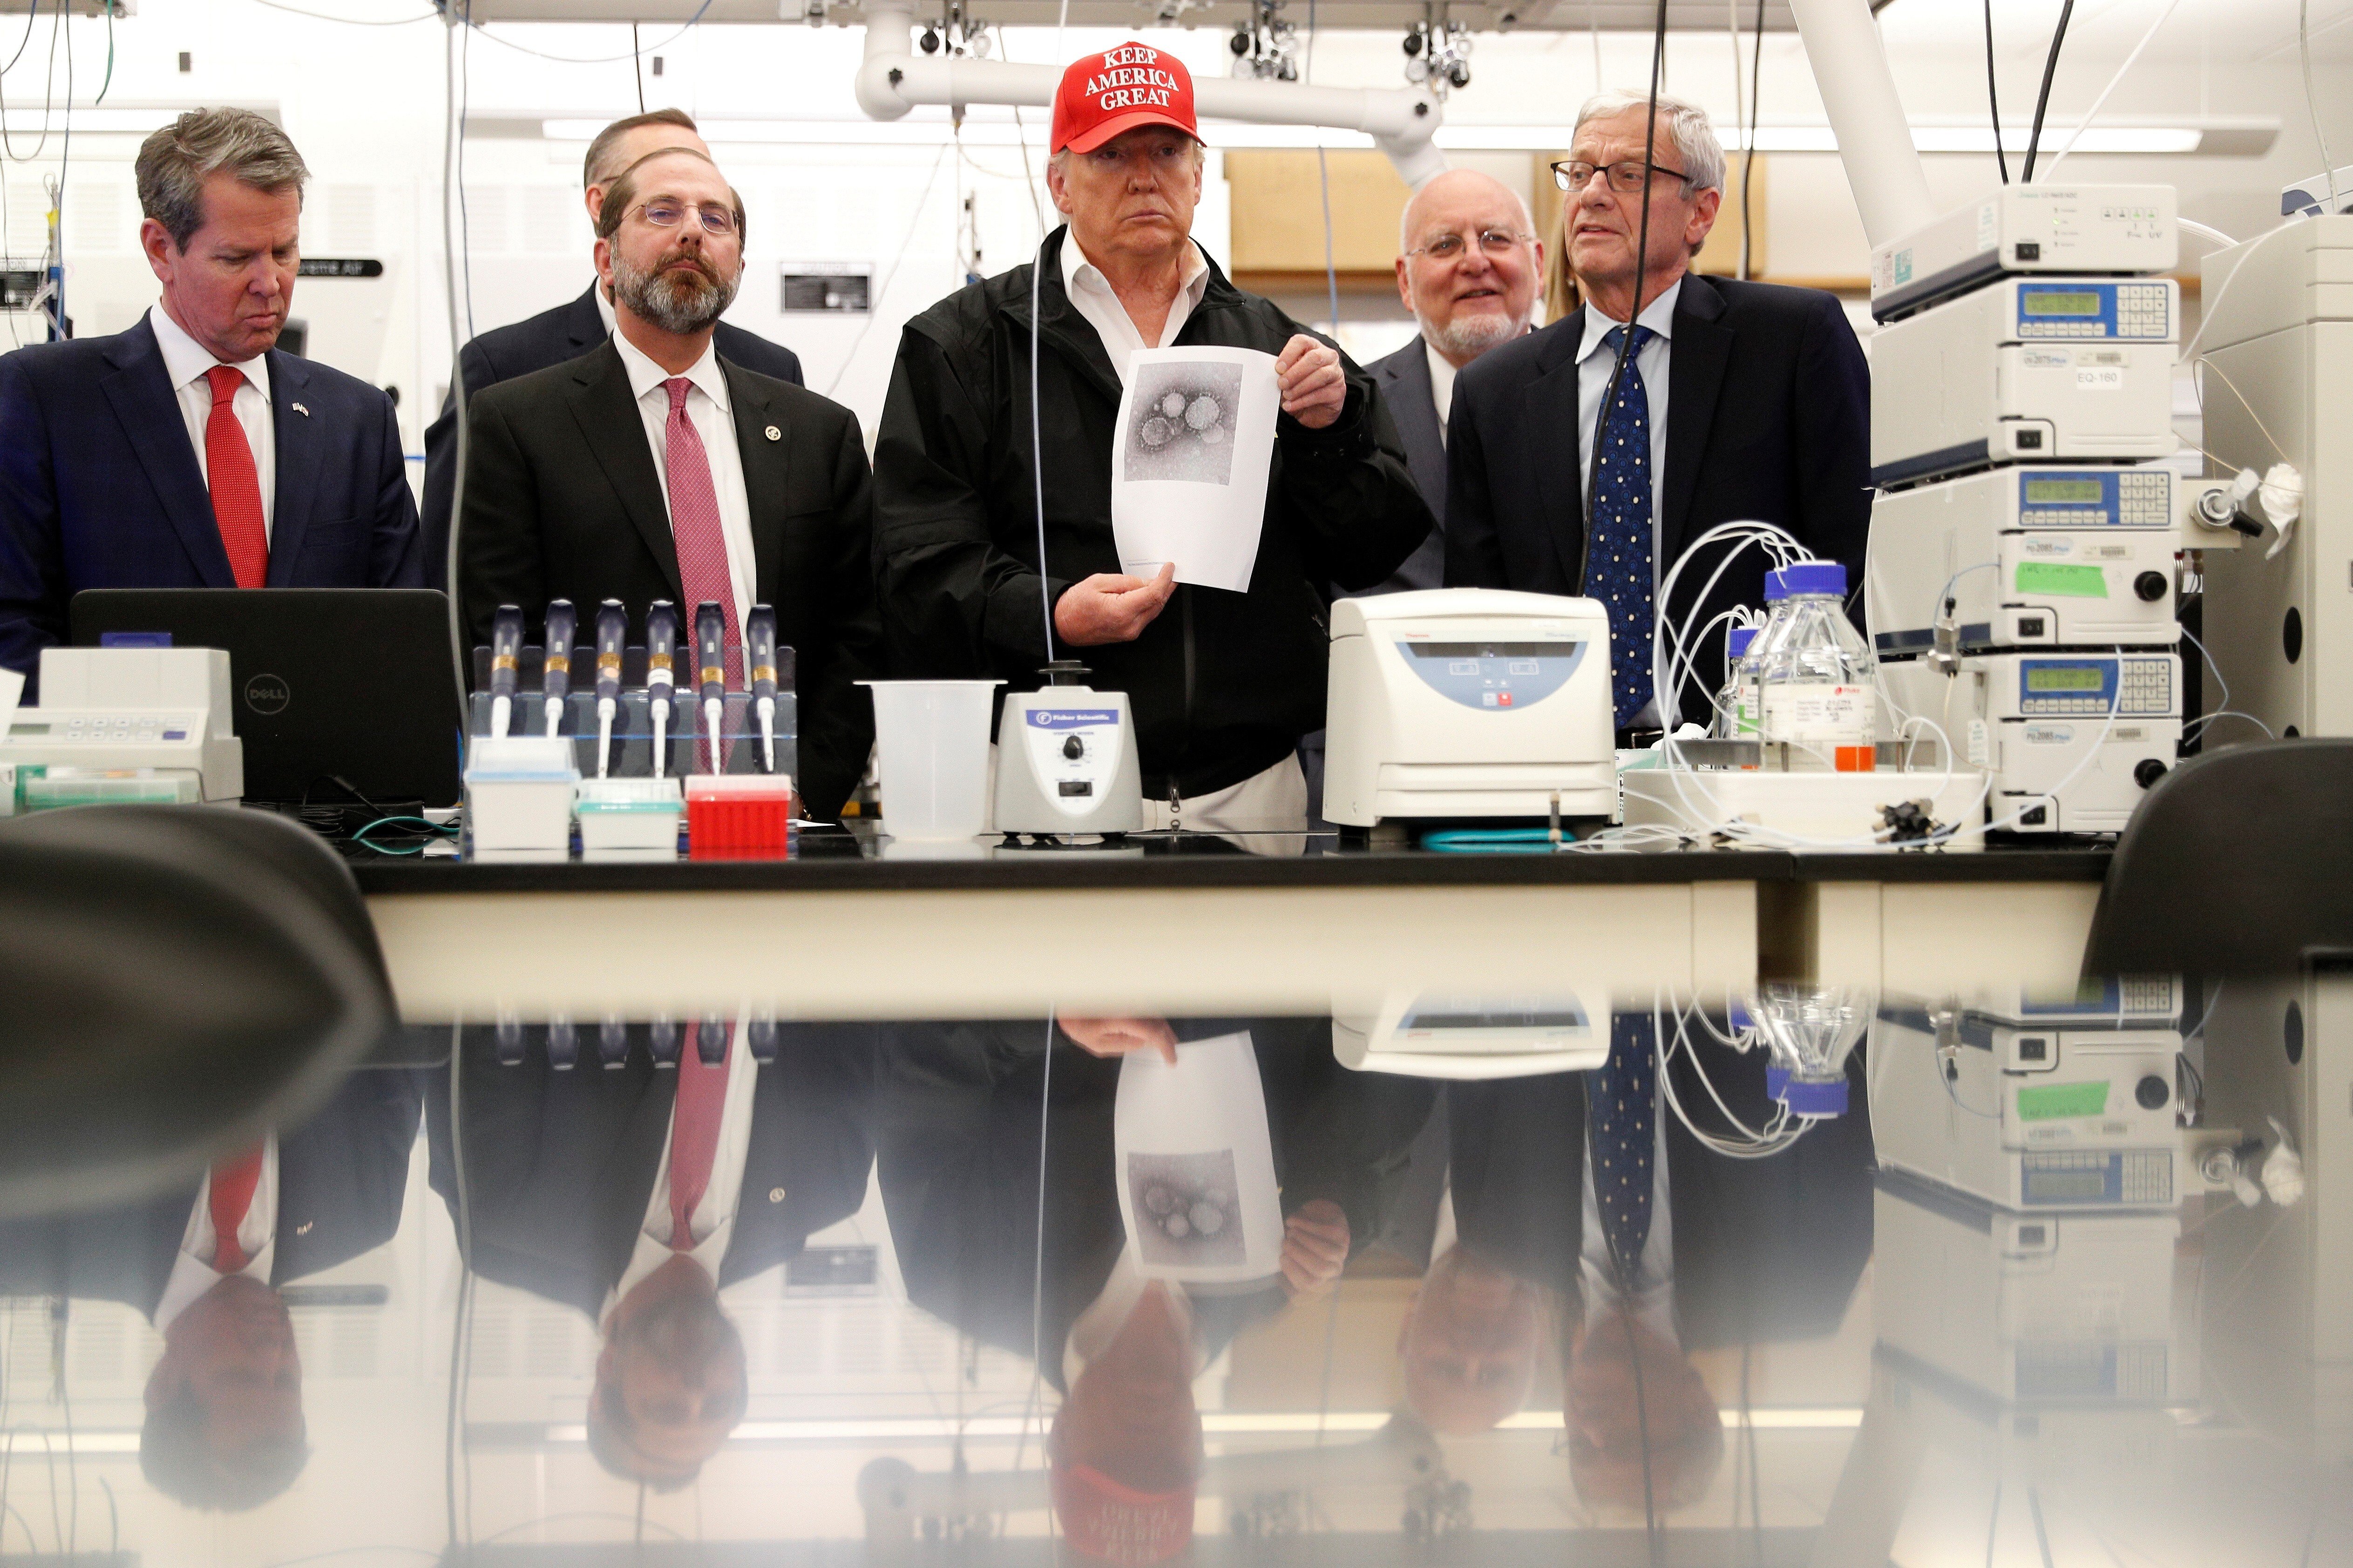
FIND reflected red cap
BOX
[1051,1458,1195,1563]
[1051,42,1200,155]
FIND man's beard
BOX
[612,245,739,335]
[1424,306,1526,363]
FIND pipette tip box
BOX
[466,736,578,853]
[575,777,685,852]
[686,773,796,859]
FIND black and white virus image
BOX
[1125,361,1243,485]
[1127,1149,1247,1266]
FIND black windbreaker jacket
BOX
[874,227,1434,799]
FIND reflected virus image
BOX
[1127,1149,1247,1265]
[1125,361,1243,485]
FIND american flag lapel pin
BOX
[292,401,310,417]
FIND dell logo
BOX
[244,674,291,716]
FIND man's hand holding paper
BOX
[1274,334,1346,429]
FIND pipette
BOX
[542,599,576,739]
[746,603,780,775]
[593,599,626,778]
[695,600,727,774]
[646,599,679,779]
[488,604,524,740]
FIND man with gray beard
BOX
[457,147,883,819]
[1356,169,1543,596]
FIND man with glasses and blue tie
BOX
[1443,91,1870,744]
[457,147,883,822]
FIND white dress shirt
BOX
[1424,341,1460,443]
[602,1022,763,1324]
[155,1135,280,1333]
[1060,235,1213,384]
[611,329,758,635]
[148,303,276,541]
[1578,1080,1677,1348]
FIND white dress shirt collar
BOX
[595,282,617,338]
[155,1136,279,1334]
[1059,231,1213,379]
[149,302,271,400]
[1577,275,1682,367]
[612,328,732,416]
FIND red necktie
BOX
[208,1144,265,1274]
[667,1021,732,1250]
[661,378,743,772]
[203,365,270,589]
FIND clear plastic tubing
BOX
[1711,625,1761,740]
[1757,561,1878,773]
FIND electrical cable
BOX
[441,1042,476,1554]
[2301,0,2339,214]
[2019,0,2075,182]
[1739,0,1763,281]
[0,3,63,170]
[1983,0,2007,184]
[250,0,435,22]
[1307,0,1338,336]
[632,22,645,114]
[1578,0,1671,592]
[456,4,476,343]
[440,6,473,739]
[94,0,113,107]
[1020,0,1072,671]
[2041,0,2183,179]
[0,0,39,78]
[821,142,950,400]
[460,0,711,66]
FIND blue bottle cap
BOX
[1728,627,1756,658]
[1767,562,1847,599]
[1777,1075,1850,1117]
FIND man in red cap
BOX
[875,41,1433,833]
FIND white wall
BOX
[0,0,2346,453]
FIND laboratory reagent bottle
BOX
[1758,561,1878,773]
[1709,625,1761,741]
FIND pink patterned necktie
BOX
[668,1021,732,1250]
[661,377,742,771]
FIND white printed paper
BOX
[1111,345,1280,594]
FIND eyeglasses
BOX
[1550,158,1694,195]
[632,199,739,237]
[1407,228,1535,262]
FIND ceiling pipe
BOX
[1786,0,1938,248]
[853,0,1449,187]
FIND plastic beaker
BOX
[859,680,1003,839]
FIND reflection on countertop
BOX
[1,971,2346,1565]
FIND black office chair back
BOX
[2082,738,2353,977]
[0,805,396,1218]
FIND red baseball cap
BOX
[1051,42,1200,155]
[1051,1459,1195,1564]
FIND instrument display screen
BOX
[2025,477,2106,504]
[2026,1170,2109,1202]
[2027,667,2108,692]
[2024,290,2103,316]
[7,722,49,735]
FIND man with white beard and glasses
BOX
[1355,169,1545,596]
[457,148,883,822]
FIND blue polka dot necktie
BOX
[1590,1012,1658,1280]
[1587,324,1657,728]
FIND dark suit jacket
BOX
[0,1069,424,1316]
[1356,338,1450,596]
[456,341,882,820]
[424,1023,876,1320]
[420,284,804,588]
[1444,275,1871,715]
[1447,1026,1873,1351]
[0,315,424,689]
